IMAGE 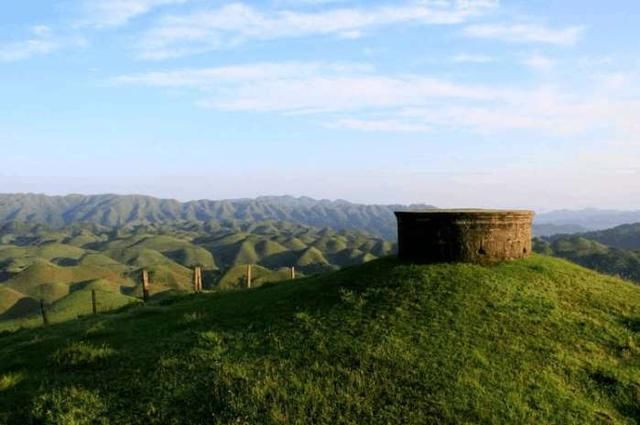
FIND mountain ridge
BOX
[535,208,640,231]
[0,193,434,240]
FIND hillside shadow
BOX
[0,297,40,320]
[51,257,81,267]
[0,270,12,283]
[261,251,299,269]
[619,316,640,334]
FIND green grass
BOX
[1,255,640,424]
[536,236,640,283]
[0,372,24,392]
[216,264,293,289]
[0,287,141,332]
[0,220,393,324]
[47,288,140,323]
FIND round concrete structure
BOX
[394,209,534,264]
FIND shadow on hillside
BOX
[0,270,12,283]
[620,316,640,334]
[50,257,81,267]
[0,297,40,321]
[260,251,300,269]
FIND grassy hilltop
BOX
[1,255,640,424]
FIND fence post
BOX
[40,299,49,326]
[290,266,296,280]
[246,265,252,289]
[142,269,150,302]
[92,290,97,315]
[193,267,198,293]
[193,266,203,293]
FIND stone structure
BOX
[394,209,534,264]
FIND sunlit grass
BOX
[1,256,640,424]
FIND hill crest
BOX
[1,256,640,424]
[0,193,434,240]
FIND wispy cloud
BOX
[112,62,373,87]
[113,60,640,139]
[359,87,640,138]
[451,53,495,63]
[81,0,188,28]
[137,0,498,59]
[331,118,432,133]
[463,23,585,46]
[0,26,84,63]
[521,54,556,72]
[114,62,510,113]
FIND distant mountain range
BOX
[0,193,433,240]
[2,193,640,240]
[535,208,640,232]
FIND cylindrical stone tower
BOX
[394,209,534,264]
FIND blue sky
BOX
[1,0,639,209]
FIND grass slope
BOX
[0,288,38,319]
[1,256,640,424]
[46,288,139,324]
[0,221,394,324]
[216,264,293,290]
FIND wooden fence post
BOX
[193,267,198,293]
[193,266,203,293]
[246,265,252,289]
[142,269,150,302]
[40,299,49,326]
[290,266,296,280]
[92,290,97,315]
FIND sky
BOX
[1,0,639,209]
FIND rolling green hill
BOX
[0,220,393,327]
[0,193,433,240]
[535,228,640,284]
[580,223,640,250]
[1,256,640,424]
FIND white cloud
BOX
[82,0,188,28]
[112,62,373,87]
[395,86,640,138]
[274,0,350,5]
[521,54,556,72]
[463,23,585,46]
[0,26,84,63]
[331,118,431,133]
[451,53,495,63]
[114,62,512,113]
[137,0,498,59]
[113,60,640,139]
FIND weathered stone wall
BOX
[394,210,534,264]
